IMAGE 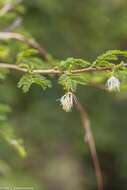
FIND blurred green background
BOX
[1,0,127,189]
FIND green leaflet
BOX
[59,74,77,92]
[16,48,49,71]
[93,50,127,66]
[60,57,91,69]
[16,48,38,63]
[59,74,88,91]
[17,73,52,93]
[18,57,47,71]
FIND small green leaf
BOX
[17,48,48,71]
[59,73,90,91]
[16,48,38,63]
[59,74,77,92]
[93,50,127,66]
[17,74,52,93]
[60,58,91,69]
[17,74,33,93]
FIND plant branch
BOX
[0,3,13,17]
[74,97,104,190]
[0,0,23,17]
[0,32,49,61]
[0,63,113,75]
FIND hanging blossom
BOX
[60,92,74,112]
[106,76,120,92]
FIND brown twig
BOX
[0,32,49,61]
[0,0,23,17]
[0,3,13,17]
[74,97,104,190]
[0,63,113,75]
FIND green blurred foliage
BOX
[0,0,127,190]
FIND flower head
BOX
[106,76,120,92]
[60,92,74,112]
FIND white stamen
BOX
[60,92,74,112]
[106,76,120,92]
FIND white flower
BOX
[106,76,120,92]
[60,92,74,112]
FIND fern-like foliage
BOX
[60,57,91,69]
[93,50,127,66]
[17,73,52,93]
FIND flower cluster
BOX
[60,92,74,112]
[106,76,120,92]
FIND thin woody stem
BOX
[0,63,113,75]
[0,32,49,61]
[0,3,13,16]
[0,0,23,17]
[74,96,104,190]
